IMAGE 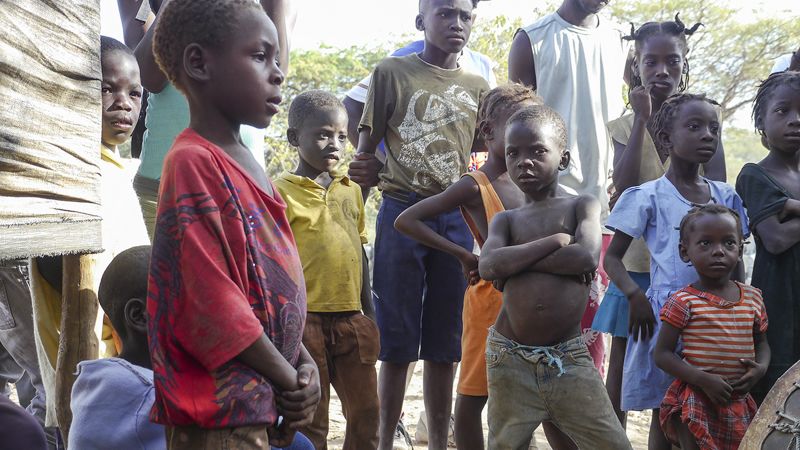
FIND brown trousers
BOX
[301,312,380,450]
[166,424,269,450]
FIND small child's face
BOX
[101,52,143,148]
[635,35,684,100]
[664,100,719,164]
[206,8,283,129]
[294,108,348,175]
[504,120,567,193]
[680,213,742,280]
[485,100,537,158]
[418,0,475,55]
[761,84,800,154]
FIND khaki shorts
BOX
[486,328,631,450]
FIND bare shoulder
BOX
[573,194,601,214]
[489,209,513,228]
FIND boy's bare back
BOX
[494,194,595,347]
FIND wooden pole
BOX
[55,253,98,445]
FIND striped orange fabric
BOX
[660,282,768,378]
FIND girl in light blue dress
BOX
[604,93,749,450]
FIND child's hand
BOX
[460,253,480,285]
[698,372,733,406]
[630,84,654,120]
[578,270,596,286]
[348,153,382,188]
[553,233,574,248]
[267,418,297,448]
[729,358,767,394]
[277,363,321,429]
[627,290,656,341]
[778,199,800,221]
[492,278,506,292]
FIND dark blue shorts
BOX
[373,192,473,363]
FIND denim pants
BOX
[0,260,46,426]
[486,328,631,450]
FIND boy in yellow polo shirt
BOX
[274,90,379,450]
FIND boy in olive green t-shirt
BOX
[275,91,379,450]
[349,1,489,448]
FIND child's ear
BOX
[657,131,672,153]
[286,128,299,146]
[183,43,210,83]
[479,120,493,142]
[559,150,571,171]
[679,242,690,263]
[124,298,147,334]
[415,14,425,31]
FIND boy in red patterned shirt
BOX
[146,0,319,448]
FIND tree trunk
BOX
[55,254,98,446]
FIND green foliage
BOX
[467,15,523,84]
[723,127,767,183]
[609,0,799,121]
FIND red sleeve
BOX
[159,146,265,371]
[660,292,690,330]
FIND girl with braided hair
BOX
[592,13,727,435]
[604,93,749,449]
[736,70,800,403]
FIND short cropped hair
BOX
[100,35,134,62]
[506,104,568,150]
[152,0,262,92]
[679,204,743,243]
[98,245,151,338]
[288,90,345,130]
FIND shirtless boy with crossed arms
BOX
[478,105,630,450]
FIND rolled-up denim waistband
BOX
[488,327,585,377]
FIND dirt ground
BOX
[325,337,652,449]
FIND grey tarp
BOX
[0,0,102,260]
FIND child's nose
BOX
[114,94,133,111]
[272,67,285,86]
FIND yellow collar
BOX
[100,145,125,170]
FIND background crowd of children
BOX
[1,0,799,450]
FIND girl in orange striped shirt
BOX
[654,204,771,450]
